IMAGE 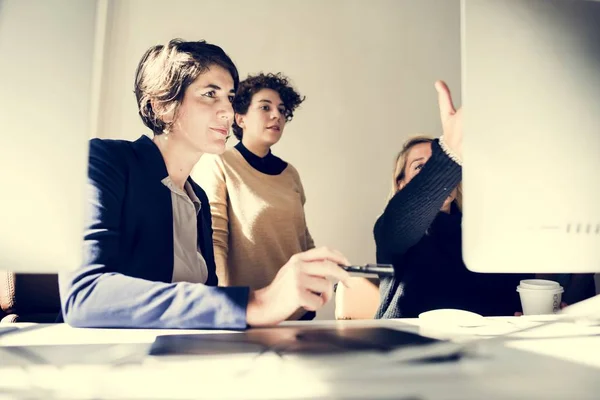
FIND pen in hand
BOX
[339,263,394,277]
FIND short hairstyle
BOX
[232,72,305,140]
[134,39,239,135]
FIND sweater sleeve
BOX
[298,172,315,250]
[305,224,315,250]
[192,154,231,285]
[374,139,462,265]
[58,139,248,329]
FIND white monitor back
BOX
[461,0,600,273]
[0,0,98,272]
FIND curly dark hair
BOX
[232,72,305,140]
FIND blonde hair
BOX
[388,135,462,210]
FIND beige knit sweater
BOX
[193,148,315,290]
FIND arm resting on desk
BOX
[59,139,248,329]
[60,272,248,329]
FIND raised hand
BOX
[435,80,463,160]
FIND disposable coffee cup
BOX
[517,279,563,315]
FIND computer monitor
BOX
[461,0,600,273]
[0,0,99,272]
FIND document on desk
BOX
[413,316,600,342]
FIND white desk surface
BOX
[1,317,600,399]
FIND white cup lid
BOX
[517,285,563,294]
[519,279,561,290]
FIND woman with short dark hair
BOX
[58,40,350,329]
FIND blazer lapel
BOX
[189,178,218,286]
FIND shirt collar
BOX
[161,177,201,214]
[184,181,201,214]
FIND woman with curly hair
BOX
[194,72,316,320]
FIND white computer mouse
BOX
[418,309,486,328]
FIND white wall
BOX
[0,0,98,271]
[97,0,462,318]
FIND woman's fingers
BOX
[296,246,350,266]
[435,80,456,122]
[300,274,331,296]
[301,260,351,286]
[299,290,326,311]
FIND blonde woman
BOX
[374,82,531,319]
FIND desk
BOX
[1,317,600,399]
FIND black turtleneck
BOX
[234,141,287,175]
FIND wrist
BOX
[246,288,267,327]
[439,135,462,166]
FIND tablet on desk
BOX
[149,326,450,358]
